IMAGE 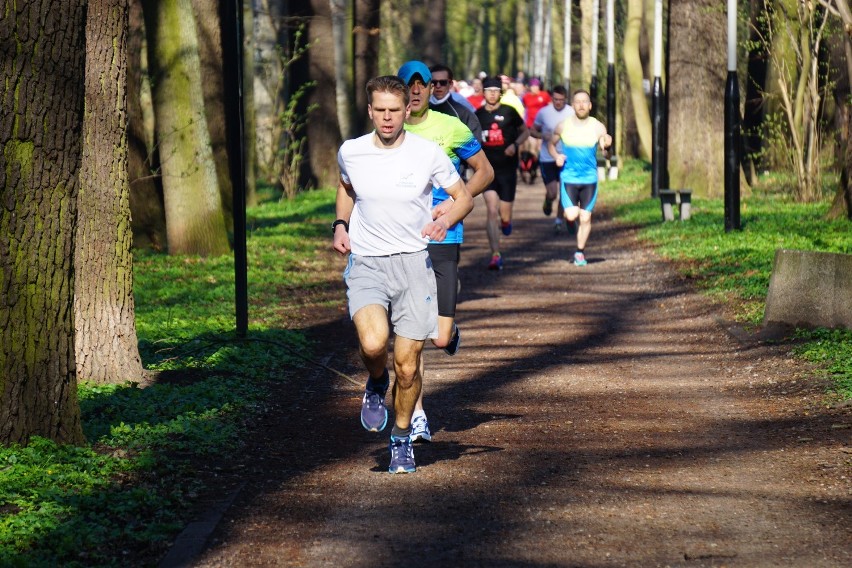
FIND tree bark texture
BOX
[307,0,343,190]
[331,0,353,140]
[191,0,234,229]
[624,0,652,160]
[353,0,380,134]
[0,0,86,445]
[128,0,167,250]
[424,0,447,65]
[667,0,727,197]
[242,0,258,207]
[143,0,230,256]
[76,0,145,385]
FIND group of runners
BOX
[333,63,612,473]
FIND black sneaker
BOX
[542,198,553,216]
[444,324,461,356]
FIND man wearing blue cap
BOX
[394,60,493,443]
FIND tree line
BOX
[1,0,850,447]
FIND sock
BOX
[391,425,412,439]
[366,369,389,395]
[576,249,585,256]
[411,409,426,420]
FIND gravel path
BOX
[182,179,850,568]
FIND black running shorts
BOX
[427,243,460,318]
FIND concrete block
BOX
[764,249,852,330]
[659,190,677,221]
[679,189,693,220]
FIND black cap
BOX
[482,76,502,90]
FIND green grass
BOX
[610,160,852,400]
[1,188,339,567]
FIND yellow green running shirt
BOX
[558,116,607,185]
[404,111,482,244]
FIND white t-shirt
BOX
[338,131,461,257]
[534,103,575,163]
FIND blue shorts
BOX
[344,250,439,340]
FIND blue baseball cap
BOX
[397,61,431,85]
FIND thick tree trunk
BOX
[624,0,652,160]
[76,0,145,385]
[667,0,727,197]
[307,0,343,189]
[353,0,380,134]
[0,0,86,445]
[243,0,258,207]
[128,0,167,250]
[424,0,447,65]
[191,0,234,229]
[331,0,353,140]
[143,0,230,255]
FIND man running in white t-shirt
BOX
[333,75,473,473]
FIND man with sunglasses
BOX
[391,61,493,444]
[428,63,482,141]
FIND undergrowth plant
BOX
[0,189,339,566]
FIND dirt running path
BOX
[188,179,850,567]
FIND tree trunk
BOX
[307,0,343,190]
[667,0,727,197]
[331,0,353,140]
[76,0,145,385]
[143,0,230,255]
[624,0,652,160]
[191,0,234,229]
[353,0,380,134]
[0,0,86,446]
[424,0,447,65]
[128,0,167,250]
[243,0,258,207]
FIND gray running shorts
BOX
[344,250,439,340]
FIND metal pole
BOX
[724,0,741,231]
[223,0,249,335]
[651,0,665,197]
[606,0,617,177]
[590,0,599,101]
[563,0,571,90]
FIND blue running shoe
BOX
[443,323,461,356]
[501,221,512,236]
[360,384,388,432]
[573,251,588,267]
[410,415,432,443]
[388,436,416,473]
[488,253,503,271]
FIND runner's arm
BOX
[424,178,473,242]
[333,176,355,255]
[548,123,565,168]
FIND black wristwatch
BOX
[331,219,349,234]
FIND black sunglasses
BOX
[432,80,450,86]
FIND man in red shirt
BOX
[519,78,552,182]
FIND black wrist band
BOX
[332,219,348,233]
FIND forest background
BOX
[1,0,851,564]
[2,0,852,463]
